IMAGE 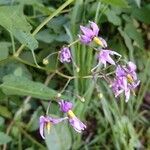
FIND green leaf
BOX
[0,0,11,5]
[112,116,141,149]
[124,23,144,49]
[0,6,38,50]
[0,61,32,81]
[45,123,71,150]
[101,0,128,8]
[105,9,121,26]
[13,29,38,50]
[0,105,12,118]
[0,42,11,61]
[0,116,4,126]
[1,75,66,100]
[118,27,134,52]
[15,0,41,5]
[134,0,141,8]
[0,132,12,145]
[26,107,42,131]
[132,4,150,24]
[36,30,54,43]
[0,89,6,100]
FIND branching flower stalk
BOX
[14,20,139,138]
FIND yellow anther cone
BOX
[93,37,104,47]
[67,110,76,118]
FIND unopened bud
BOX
[43,59,49,65]
[14,53,19,57]
[98,93,103,99]
[80,97,85,102]
[76,67,80,73]
[57,93,61,98]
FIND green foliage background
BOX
[0,0,149,149]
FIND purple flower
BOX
[116,62,139,83]
[58,100,73,113]
[112,62,140,102]
[79,21,107,47]
[39,116,67,139]
[98,49,121,67]
[68,113,86,133]
[59,100,86,133]
[59,47,71,63]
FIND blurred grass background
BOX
[0,0,150,149]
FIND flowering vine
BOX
[39,21,140,139]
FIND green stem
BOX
[60,79,71,94]
[32,0,74,36]
[44,52,58,60]
[10,32,15,55]
[13,56,46,71]
[55,70,75,79]
[68,39,80,47]
[15,0,75,56]
[46,101,51,115]
[31,50,41,68]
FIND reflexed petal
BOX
[105,55,116,66]
[39,115,68,139]
[128,61,136,71]
[48,117,68,124]
[69,117,86,133]
[39,116,46,124]
[131,72,137,80]
[80,26,94,37]
[39,122,45,139]
[131,80,140,89]
[100,58,107,68]
[122,77,128,90]
[116,65,126,77]
[99,37,107,48]
[79,35,92,44]
[109,50,121,57]
[115,89,124,97]
[125,90,130,102]
[39,116,46,139]
[90,21,99,36]
[98,50,120,67]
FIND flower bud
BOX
[43,58,49,65]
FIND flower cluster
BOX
[58,21,139,101]
[39,100,86,139]
[40,21,140,139]
[112,62,140,102]
[59,21,121,68]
